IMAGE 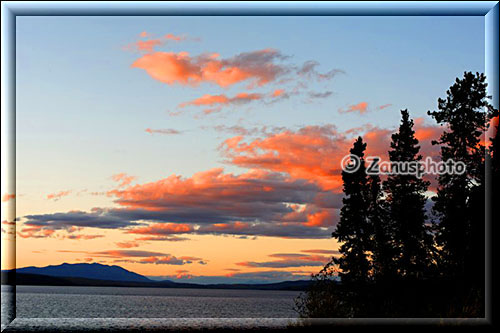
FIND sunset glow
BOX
[4,15,486,284]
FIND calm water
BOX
[15,285,301,318]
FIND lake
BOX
[15,285,302,318]
[1,285,303,330]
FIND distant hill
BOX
[7,272,312,291]
[12,263,151,283]
[2,263,313,291]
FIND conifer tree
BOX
[367,174,397,280]
[332,137,371,284]
[427,72,492,280]
[383,109,433,279]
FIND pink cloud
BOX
[339,102,369,114]
[126,223,194,236]
[178,92,263,114]
[136,39,163,53]
[164,33,186,41]
[378,103,392,110]
[47,190,71,201]
[145,128,181,135]
[111,173,136,188]
[132,49,288,88]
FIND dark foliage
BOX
[331,137,372,284]
[296,72,495,318]
[383,109,434,279]
[427,72,492,282]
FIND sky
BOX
[1,15,485,283]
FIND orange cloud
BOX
[221,121,443,192]
[115,241,140,248]
[47,190,71,201]
[339,102,369,114]
[236,252,332,268]
[104,167,335,238]
[178,92,263,114]
[221,125,350,191]
[164,33,186,41]
[126,223,194,236]
[136,39,163,52]
[304,210,336,227]
[135,235,190,242]
[272,89,285,97]
[17,226,56,239]
[125,32,194,53]
[111,173,136,188]
[378,104,392,110]
[132,49,288,88]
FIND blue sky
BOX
[16,16,484,188]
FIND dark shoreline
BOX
[2,272,312,291]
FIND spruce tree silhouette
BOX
[383,109,433,280]
[332,137,371,284]
[295,73,494,319]
[367,174,397,281]
[427,72,493,282]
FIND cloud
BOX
[70,249,169,258]
[135,256,191,265]
[126,223,194,236]
[132,49,289,88]
[21,121,442,240]
[177,89,294,115]
[237,252,330,268]
[16,224,104,240]
[64,234,104,240]
[108,168,319,218]
[135,39,163,53]
[338,102,392,114]
[195,222,332,239]
[301,249,340,255]
[220,125,350,191]
[132,47,342,89]
[46,190,71,201]
[147,270,313,284]
[224,270,311,282]
[210,125,262,136]
[22,209,143,231]
[178,92,264,115]
[111,173,136,187]
[339,102,369,114]
[115,240,140,248]
[135,235,190,242]
[272,89,285,97]
[145,128,182,135]
[378,104,392,110]
[308,91,333,99]
[164,33,187,42]
[108,167,338,237]
[17,226,56,239]
[58,249,205,266]
[125,33,196,53]
[297,60,344,81]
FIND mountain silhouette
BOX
[2,263,312,291]
[14,263,151,283]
